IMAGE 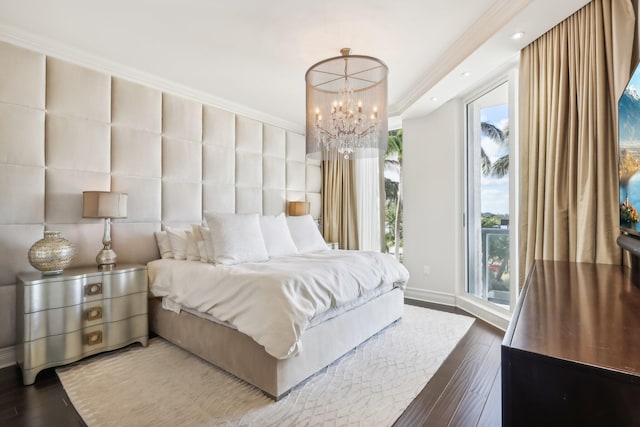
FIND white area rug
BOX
[57,305,474,427]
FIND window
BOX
[466,81,513,309]
[384,129,403,261]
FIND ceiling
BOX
[0,0,591,132]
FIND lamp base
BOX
[96,247,117,269]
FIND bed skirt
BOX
[148,287,404,399]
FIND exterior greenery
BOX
[480,122,508,178]
[384,129,403,260]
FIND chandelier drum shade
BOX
[306,48,388,160]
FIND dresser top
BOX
[18,264,146,284]
[504,260,640,377]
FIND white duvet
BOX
[147,250,409,359]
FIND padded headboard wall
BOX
[0,40,322,349]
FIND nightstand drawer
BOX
[19,314,148,378]
[21,292,147,341]
[101,268,147,299]
[20,268,148,313]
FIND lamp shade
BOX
[288,201,310,216]
[82,191,128,219]
[306,48,388,160]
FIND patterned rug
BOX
[57,305,474,426]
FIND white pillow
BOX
[154,231,173,259]
[259,213,298,258]
[196,241,208,263]
[204,212,269,265]
[165,227,188,260]
[191,224,213,262]
[286,215,329,253]
[184,231,200,261]
[201,226,216,263]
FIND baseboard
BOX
[404,287,456,306]
[0,345,16,369]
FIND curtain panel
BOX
[322,153,359,250]
[519,0,635,284]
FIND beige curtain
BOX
[322,152,359,250]
[519,0,635,284]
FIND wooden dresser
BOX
[16,264,148,385]
[502,261,640,426]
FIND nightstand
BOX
[15,264,148,385]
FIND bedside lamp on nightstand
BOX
[288,201,310,216]
[82,191,128,269]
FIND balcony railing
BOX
[481,227,509,306]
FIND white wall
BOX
[402,82,515,331]
[402,100,463,306]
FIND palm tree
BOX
[480,122,508,178]
[385,129,403,259]
[480,121,509,283]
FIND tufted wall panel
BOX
[202,105,236,214]
[0,40,322,350]
[0,42,47,332]
[110,76,163,263]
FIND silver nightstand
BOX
[16,264,148,385]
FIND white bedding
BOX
[147,250,409,359]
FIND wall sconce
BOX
[288,201,310,216]
[82,191,128,269]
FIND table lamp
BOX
[288,201,310,216]
[82,191,128,269]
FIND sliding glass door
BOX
[466,81,513,310]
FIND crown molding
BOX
[0,25,304,134]
[389,0,533,116]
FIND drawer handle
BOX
[86,331,103,346]
[86,307,103,321]
[84,282,103,296]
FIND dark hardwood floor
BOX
[0,365,84,426]
[0,300,504,427]
[395,299,504,427]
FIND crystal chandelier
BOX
[306,48,388,160]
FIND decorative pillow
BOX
[165,227,188,260]
[184,231,200,261]
[201,226,216,263]
[191,224,213,262]
[204,212,268,265]
[260,213,298,258]
[154,231,173,259]
[196,240,208,263]
[286,214,329,253]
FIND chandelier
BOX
[306,48,388,160]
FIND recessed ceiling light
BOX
[461,72,471,77]
[511,31,525,40]
[430,96,438,101]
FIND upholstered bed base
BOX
[148,288,404,399]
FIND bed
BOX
[147,248,409,399]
